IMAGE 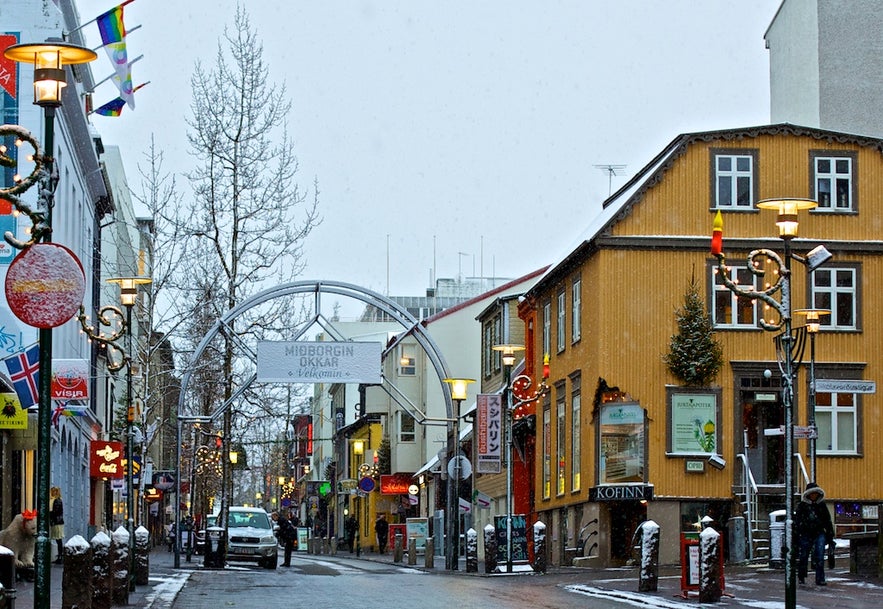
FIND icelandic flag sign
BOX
[4,344,39,408]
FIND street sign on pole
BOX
[815,379,876,394]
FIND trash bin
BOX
[769,509,787,569]
[203,526,226,569]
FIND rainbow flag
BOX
[93,82,148,117]
[97,6,126,45]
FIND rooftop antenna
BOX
[594,164,628,196]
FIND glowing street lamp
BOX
[713,197,831,609]
[442,377,475,570]
[4,39,97,609]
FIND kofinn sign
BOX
[257,341,382,384]
[589,484,654,502]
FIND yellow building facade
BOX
[521,124,883,566]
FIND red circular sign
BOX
[5,243,85,328]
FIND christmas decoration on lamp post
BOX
[711,199,831,609]
[3,39,97,609]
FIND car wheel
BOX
[264,556,277,570]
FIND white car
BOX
[225,507,278,569]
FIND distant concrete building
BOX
[766,0,883,137]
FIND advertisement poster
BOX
[405,517,428,552]
[670,393,718,454]
[477,394,502,473]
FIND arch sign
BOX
[257,340,381,384]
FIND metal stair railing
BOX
[738,452,759,561]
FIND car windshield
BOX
[228,511,271,530]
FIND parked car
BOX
[194,514,217,555]
[225,506,278,569]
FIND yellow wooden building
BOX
[520,124,883,566]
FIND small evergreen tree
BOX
[664,278,724,386]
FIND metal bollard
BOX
[111,527,130,606]
[698,526,722,603]
[638,520,660,592]
[135,526,150,585]
[483,524,497,573]
[62,535,92,609]
[90,531,112,609]
[0,546,16,609]
[408,537,416,565]
[465,528,478,573]
[424,538,434,569]
[532,521,547,573]
[393,533,404,563]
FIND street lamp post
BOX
[108,276,151,588]
[442,377,475,571]
[492,344,549,573]
[174,415,214,567]
[3,39,97,609]
[794,308,829,482]
[713,197,831,609]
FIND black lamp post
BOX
[3,39,97,609]
[492,344,549,573]
[442,377,474,571]
[108,276,152,588]
[713,197,831,609]
[793,308,830,482]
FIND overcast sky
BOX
[78,0,779,316]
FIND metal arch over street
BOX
[175,279,454,420]
[173,279,460,568]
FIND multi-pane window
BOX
[812,266,858,330]
[557,394,566,495]
[714,153,754,209]
[557,290,566,353]
[542,406,551,499]
[814,155,854,211]
[815,391,857,454]
[399,346,416,375]
[542,301,551,357]
[571,390,581,491]
[399,411,416,442]
[713,265,758,327]
[571,277,581,343]
[494,315,502,372]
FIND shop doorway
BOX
[608,501,647,565]
[740,389,785,485]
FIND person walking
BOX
[272,511,297,567]
[375,513,389,554]
[793,482,835,586]
[344,514,358,553]
[49,486,65,563]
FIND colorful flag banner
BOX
[52,402,89,427]
[97,5,127,45]
[93,82,148,116]
[3,343,39,408]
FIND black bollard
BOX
[532,521,547,574]
[638,521,660,592]
[0,546,16,609]
[62,535,92,609]
[111,527,129,606]
[698,526,722,603]
[484,524,497,573]
[465,528,478,573]
[134,526,150,586]
[90,531,112,609]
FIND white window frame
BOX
[556,290,566,353]
[811,266,858,330]
[814,155,854,212]
[399,346,416,376]
[815,391,857,455]
[398,411,416,443]
[714,153,754,209]
[542,301,551,357]
[712,264,758,328]
[557,394,566,495]
[571,391,581,491]
[571,277,581,343]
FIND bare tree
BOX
[179,5,320,526]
